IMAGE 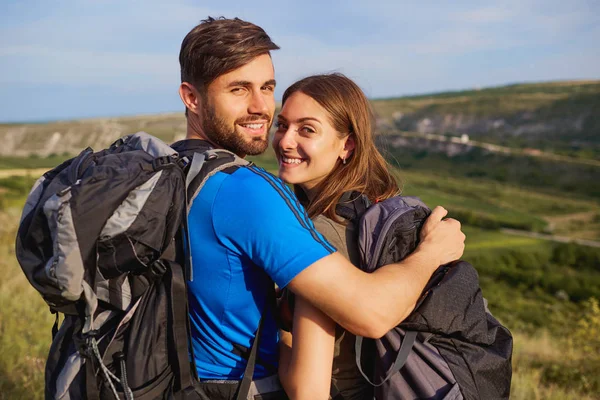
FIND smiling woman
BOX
[273,73,398,220]
[274,92,352,192]
[274,73,401,400]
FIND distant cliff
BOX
[0,114,186,157]
[372,80,600,152]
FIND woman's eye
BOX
[275,121,287,130]
[300,126,315,134]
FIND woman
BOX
[273,73,400,400]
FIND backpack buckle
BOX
[152,156,177,171]
[146,259,168,280]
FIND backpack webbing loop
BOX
[234,283,276,400]
[355,328,418,386]
[51,308,60,340]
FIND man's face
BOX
[201,54,276,156]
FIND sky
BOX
[1,0,599,122]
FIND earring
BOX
[342,157,346,165]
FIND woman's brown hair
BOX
[282,73,400,221]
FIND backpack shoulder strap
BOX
[180,149,248,282]
[185,148,249,207]
[335,191,371,222]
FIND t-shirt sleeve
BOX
[212,168,336,288]
[313,215,361,268]
[312,215,349,259]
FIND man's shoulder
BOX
[171,139,213,158]
[213,165,308,224]
[222,164,292,199]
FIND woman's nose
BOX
[278,129,297,149]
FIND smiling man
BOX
[171,17,465,400]
[190,53,275,157]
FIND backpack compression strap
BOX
[234,282,277,400]
[355,331,418,387]
[234,313,265,400]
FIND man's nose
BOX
[248,90,270,115]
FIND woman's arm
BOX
[279,296,336,400]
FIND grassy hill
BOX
[372,80,600,117]
[372,80,600,157]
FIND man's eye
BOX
[231,87,244,94]
[262,85,274,92]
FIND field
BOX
[1,80,599,399]
[1,149,599,399]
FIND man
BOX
[172,17,465,399]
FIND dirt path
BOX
[390,131,600,167]
[500,228,600,248]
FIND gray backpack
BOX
[335,192,513,400]
[15,133,262,400]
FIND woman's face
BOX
[272,92,351,192]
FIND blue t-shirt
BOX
[183,150,335,380]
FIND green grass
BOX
[0,207,53,399]
[247,148,280,173]
[1,155,600,399]
[462,226,545,250]
[0,175,38,210]
[0,155,70,170]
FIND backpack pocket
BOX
[42,186,86,309]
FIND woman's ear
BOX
[342,135,356,159]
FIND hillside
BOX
[372,80,600,157]
[0,113,187,158]
[0,80,598,159]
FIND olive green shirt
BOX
[312,215,372,400]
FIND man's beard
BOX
[202,103,270,157]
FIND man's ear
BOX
[179,82,201,115]
[342,135,356,159]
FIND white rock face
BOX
[0,113,186,156]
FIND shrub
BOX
[570,298,600,355]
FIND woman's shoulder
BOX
[312,215,347,242]
[312,214,359,265]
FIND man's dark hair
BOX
[179,17,279,92]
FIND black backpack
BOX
[335,192,513,400]
[15,132,259,400]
